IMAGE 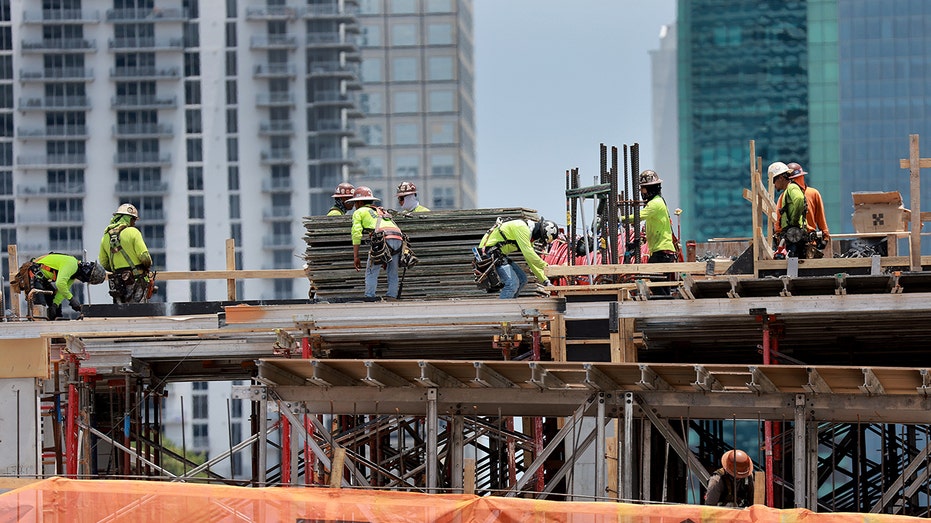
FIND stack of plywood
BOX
[302,208,543,301]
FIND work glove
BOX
[68,296,82,313]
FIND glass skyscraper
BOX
[677,0,931,241]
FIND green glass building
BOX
[678,0,931,241]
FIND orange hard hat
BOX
[721,449,753,479]
[331,182,355,198]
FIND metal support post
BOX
[621,392,634,501]
[426,388,438,493]
[257,387,268,486]
[450,416,464,492]
[794,394,807,508]
[281,415,291,484]
[595,392,606,500]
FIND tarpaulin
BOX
[0,477,928,522]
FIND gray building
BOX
[353,0,476,209]
[3,0,477,307]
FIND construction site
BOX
[2,138,931,521]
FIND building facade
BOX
[4,0,477,306]
[676,0,931,242]
[353,0,476,209]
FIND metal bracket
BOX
[273,328,297,357]
[859,368,885,396]
[692,365,723,391]
[726,276,741,298]
[804,367,832,393]
[779,275,793,297]
[527,362,566,389]
[747,366,779,394]
[919,369,931,397]
[834,273,847,296]
[637,363,671,391]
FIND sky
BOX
[473,1,677,229]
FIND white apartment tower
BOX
[353,0,476,208]
[4,0,475,306]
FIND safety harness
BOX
[108,224,141,275]
[366,207,407,267]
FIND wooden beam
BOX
[157,269,305,280]
[905,134,922,271]
[226,238,237,301]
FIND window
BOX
[393,91,418,113]
[186,138,203,162]
[428,90,454,112]
[228,166,239,190]
[390,0,415,14]
[187,166,203,190]
[226,108,238,133]
[394,123,418,145]
[189,223,205,247]
[225,21,237,47]
[231,398,243,418]
[225,50,237,76]
[360,58,382,83]
[229,194,240,218]
[431,154,455,177]
[432,187,454,209]
[395,155,419,178]
[190,281,206,301]
[225,80,237,104]
[392,23,416,46]
[188,195,204,219]
[359,92,383,114]
[185,81,201,105]
[185,109,202,133]
[426,0,452,13]
[184,52,201,76]
[227,137,238,161]
[361,156,383,178]
[192,395,208,418]
[192,423,208,448]
[190,252,205,271]
[360,24,381,47]
[184,22,199,47]
[392,57,417,82]
[429,122,454,144]
[427,23,453,45]
[359,0,381,14]
[427,57,454,80]
[360,124,383,146]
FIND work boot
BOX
[385,296,398,302]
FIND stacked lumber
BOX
[302,208,543,300]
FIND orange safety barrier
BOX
[1,477,929,523]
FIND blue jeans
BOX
[365,238,402,298]
[495,258,527,299]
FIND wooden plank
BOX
[899,159,931,169]
[226,238,237,301]
[0,338,48,378]
[907,134,922,271]
[157,269,305,280]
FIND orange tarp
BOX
[1,477,929,522]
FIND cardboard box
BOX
[851,191,910,233]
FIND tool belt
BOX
[780,226,806,244]
[369,230,411,267]
[472,248,504,292]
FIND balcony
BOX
[263,206,293,221]
[309,119,354,135]
[19,96,91,111]
[17,125,89,140]
[114,180,170,194]
[263,235,294,248]
[17,211,84,226]
[250,35,298,49]
[306,61,358,79]
[110,66,180,80]
[245,6,305,20]
[113,123,173,137]
[16,182,86,197]
[255,93,295,107]
[21,38,96,53]
[261,178,293,192]
[17,154,87,169]
[258,120,294,135]
[113,152,171,166]
[260,150,293,164]
[111,95,177,109]
[106,8,187,21]
[307,90,353,108]
[22,9,101,23]
[305,33,359,52]
[19,68,93,82]
[108,37,184,51]
[253,63,296,78]
[303,4,357,20]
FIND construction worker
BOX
[769,162,808,259]
[327,182,355,216]
[28,253,106,320]
[624,170,677,295]
[705,449,755,507]
[396,181,430,213]
[99,203,154,303]
[347,186,405,301]
[478,217,558,299]
[787,162,830,257]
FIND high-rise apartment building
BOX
[676,0,931,242]
[5,0,477,306]
[353,0,476,209]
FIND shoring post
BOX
[66,383,78,477]
[281,414,291,484]
[532,320,544,492]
